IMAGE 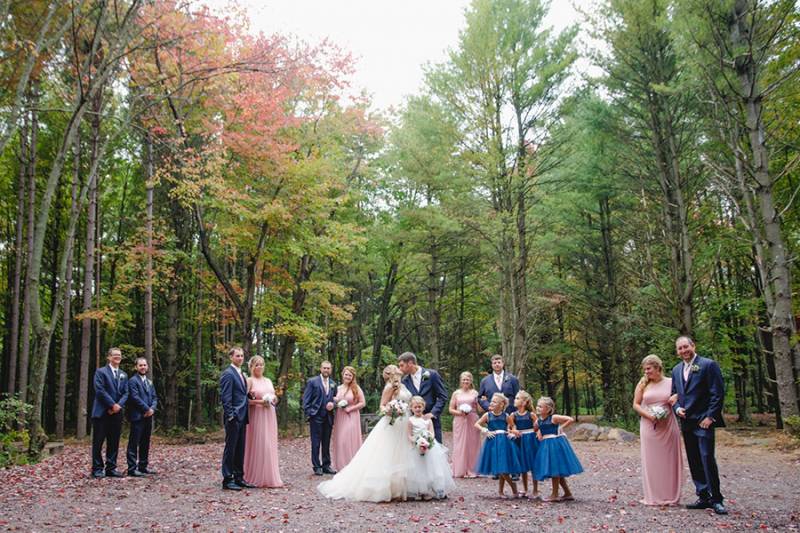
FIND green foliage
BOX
[0,396,33,468]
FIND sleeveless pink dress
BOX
[451,389,480,477]
[244,378,283,487]
[331,386,363,471]
[640,377,683,505]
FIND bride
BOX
[318,364,412,502]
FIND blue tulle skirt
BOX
[475,434,523,476]
[534,436,584,480]
[516,432,539,473]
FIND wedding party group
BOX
[88,336,727,515]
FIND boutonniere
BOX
[690,364,700,373]
[422,370,431,381]
[118,371,126,380]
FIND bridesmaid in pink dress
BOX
[449,371,481,478]
[243,356,283,488]
[633,354,683,505]
[330,366,366,471]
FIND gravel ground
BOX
[0,431,798,532]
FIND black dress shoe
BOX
[711,502,728,515]
[139,468,157,475]
[91,471,105,479]
[128,470,146,477]
[322,467,337,475]
[685,499,712,509]
[105,470,125,478]
[235,480,256,488]
[222,480,242,490]
[313,467,323,476]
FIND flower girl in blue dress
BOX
[508,390,540,499]
[534,396,583,502]
[474,393,523,498]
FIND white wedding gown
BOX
[318,384,413,502]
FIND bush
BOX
[784,415,800,439]
[0,395,33,468]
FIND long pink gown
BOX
[451,389,481,477]
[244,378,283,488]
[330,386,363,471]
[640,377,683,505]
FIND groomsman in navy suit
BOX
[302,360,337,475]
[477,354,519,415]
[219,347,254,490]
[126,357,158,477]
[671,336,727,515]
[90,347,128,478]
[398,352,448,443]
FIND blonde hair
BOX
[342,366,360,403]
[410,396,426,409]
[537,396,555,416]
[515,390,534,413]
[638,354,664,391]
[382,364,402,387]
[248,355,265,372]
[459,371,475,389]
[491,392,508,410]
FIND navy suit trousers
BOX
[126,417,153,473]
[309,414,333,469]
[681,423,723,503]
[92,412,123,473]
[222,417,247,481]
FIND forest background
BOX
[0,0,798,460]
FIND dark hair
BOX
[676,335,695,346]
[320,360,332,367]
[398,352,417,364]
[491,354,504,362]
[107,347,121,357]
[135,357,148,366]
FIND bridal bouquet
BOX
[458,403,472,415]
[649,405,668,429]
[262,393,276,406]
[414,429,435,456]
[382,399,408,425]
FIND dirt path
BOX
[1,432,798,532]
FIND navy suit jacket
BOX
[402,368,448,419]
[127,375,158,422]
[671,355,726,428]
[91,365,129,419]
[478,372,519,413]
[220,365,249,423]
[302,375,337,422]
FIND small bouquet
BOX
[649,405,668,429]
[262,393,276,406]
[381,399,408,425]
[415,429,435,456]
[337,399,348,409]
[458,403,472,415]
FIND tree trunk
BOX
[19,99,39,405]
[144,132,154,373]
[731,0,799,418]
[6,118,27,395]
[164,290,179,428]
[55,138,80,439]
[76,94,101,439]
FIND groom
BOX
[302,360,337,476]
[398,352,448,443]
[671,336,727,515]
[219,347,254,490]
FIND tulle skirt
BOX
[318,414,410,502]
[475,434,524,476]
[406,441,456,498]
[534,435,584,480]
[515,432,539,474]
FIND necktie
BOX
[683,363,690,382]
[495,373,502,389]
[323,378,329,394]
